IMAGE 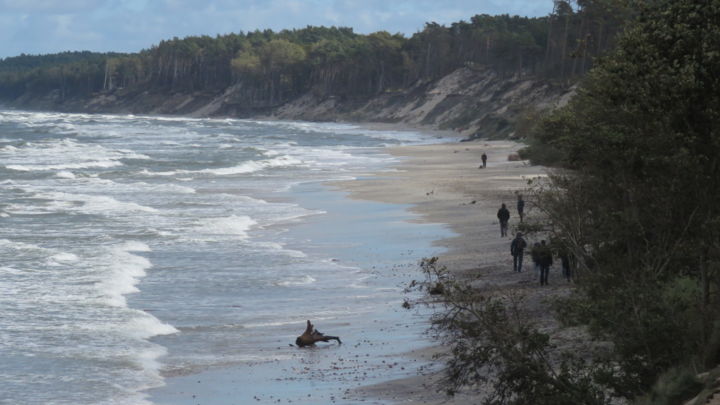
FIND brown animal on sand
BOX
[295,320,342,347]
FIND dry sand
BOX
[331,140,576,404]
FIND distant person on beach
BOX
[538,240,553,286]
[497,203,510,237]
[510,232,527,272]
[517,194,525,222]
[481,152,488,168]
[295,320,342,347]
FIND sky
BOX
[0,0,554,59]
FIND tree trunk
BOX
[560,11,571,79]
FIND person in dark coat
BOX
[481,152,487,168]
[497,203,510,237]
[295,320,342,347]
[517,194,525,222]
[510,232,527,272]
[538,240,553,286]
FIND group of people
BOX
[496,194,571,285]
[510,235,568,285]
[509,232,572,285]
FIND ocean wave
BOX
[138,155,304,177]
[197,155,304,175]
[55,170,76,179]
[123,312,179,340]
[0,138,148,172]
[96,242,153,307]
[196,215,257,239]
[139,169,178,176]
[6,160,123,171]
[246,119,445,144]
[251,241,307,258]
[33,191,158,214]
[274,275,316,287]
[47,252,80,266]
[126,181,196,194]
[0,238,48,252]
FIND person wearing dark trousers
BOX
[510,232,527,272]
[497,203,510,237]
[517,194,525,222]
[538,240,553,285]
[481,152,487,168]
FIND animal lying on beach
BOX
[295,320,342,347]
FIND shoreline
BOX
[332,140,555,403]
[144,124,554,405]
[145,146,454,405]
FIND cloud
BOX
[0,0,102,13]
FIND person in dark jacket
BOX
[481,152,487,168]
[295,320,342,347]
[510,232,527,272]
[538,240,553,286]
[517,194,525,222]
[497,203,510,237]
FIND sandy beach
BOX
[334,140,568,404]
[147,138,566,405]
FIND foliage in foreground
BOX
[417,1,720,403]
[410,258,610,405]
[522,0,720,400]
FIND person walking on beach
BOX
[497,203,510,237]
[538,240,553,286]
[517,194,525,222]
[510,232,527,272]
[481,152,488,168]
[295,320,342,347]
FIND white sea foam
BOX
[274,275,316,286]
[127,181,196,194]
[6,160,123,171]
[34,191,158,214]
[0,138,146,172]
[197,215,257,239]
[123,311,179,340]
[139,169,179,176]
[55,170,76,179]
[96,242,153,307]
[252,241,307,258]
[140,154,305,177]
[251,119,445,144]
[47,252,79,265]
[197,155,304,175]
[0,239,46,252]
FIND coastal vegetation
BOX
[414,0,720,403]
[4,0,716,403]
[0,1,629,109]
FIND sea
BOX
[0,110,452,405]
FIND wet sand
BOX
[148,139,558,405]
[333,140,557,404]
